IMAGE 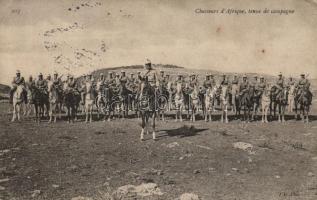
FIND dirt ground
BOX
[1,102,317,200]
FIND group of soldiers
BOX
[10,60,312,105]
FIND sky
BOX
[0,0,316,84]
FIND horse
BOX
[275,87,288,122]
[139,81,157,141]
[84,82,96,123]
[261,84,271,123]
[219,85,230,123]
[295,87,311,123]
[24,85,34,116]
[31,87,48,123]
[48,83,62,123]
[96,82,111,121]
[156,84,169,121]
[110,84,125,119]
[239,87,254,122]
[63,88,81,123]
[189,85,200,122]
[11,85,26,122]
[183,85,192,119]
[174,82,184,122]
[204,86,218,122]
[287,84,296,114]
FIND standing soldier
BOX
[10,70,25,104]
[287,77,296,89]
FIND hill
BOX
[82,64,277,84]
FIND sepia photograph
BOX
[0,0,316,199]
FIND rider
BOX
[36,73,48,94]
[189,73,198,89]
[275,72,285,95]
[203,74,212,89]
[296,73,312,104]
[10,70,25,104]
[120,70,128,87]
[139,59,159,88]
[52,71,63,91]
[239,74,249,96]
[257,76,266,93]
[221,74,229,86]
[67,75,78,94]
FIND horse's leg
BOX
[48,103,52,123]
[225,104,228,123]
[11,104,16,122]
[89,105,93,123]
[152,112,156,140]
[140,112,145,141]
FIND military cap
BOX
[278,72,282,76]
[121,70,125,73]
[53,71,58,75]
[39,73,43,76]
[145,59,151,65]
[160,70,164,73]
[16,70,21,74]
[300,73,305,76]
[108,71,113,74]
[260,76,264,79]
[100,73,104,76]
[116,73,120,76]
[130,72,134,75]
[243,74,247,78]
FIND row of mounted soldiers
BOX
[10,68,312,105]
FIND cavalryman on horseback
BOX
[274,72,285,95]
[231,74,239,85]
[203,73,212,89]
[296,73,312,105]
[36,73,48,94]
[10,70,26,104]
[258,76,266,93]
[52,71,63,91]
[239,74,249,96]
[221,74,229,86]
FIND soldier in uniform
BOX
[128,73,136,85]
[257,76,266,93]
[287,77,296,88]
[52,71,63,91]
[120,70,128,87]
[67,75,78,93]
[231,74,239,85]
[296,73,312,104]
[10,70,25,103]
[239,75,249,96]
[221,74,229,86]
[25,75,35,90]
[189,73,198,89]
[36,73,48,94]
[275,72,284,95]
[139,59,159,88]
[203,74,212,89]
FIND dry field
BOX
[0,102,317,200]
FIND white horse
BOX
[261,84,271,123]
[11,85,25,122]
[174,82,184,122]
[220,85,229,123]
[204,85,218,122]
[287,84,296,113]
[84,82,95,123]
[189,85,200,122]
[48,82,62,123]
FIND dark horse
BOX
[295,87,312,123]
[31,87,49,122]
[270,86,288,122]
[139,80,157,141]
[238,87,254,122]
[63,88,81,123]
